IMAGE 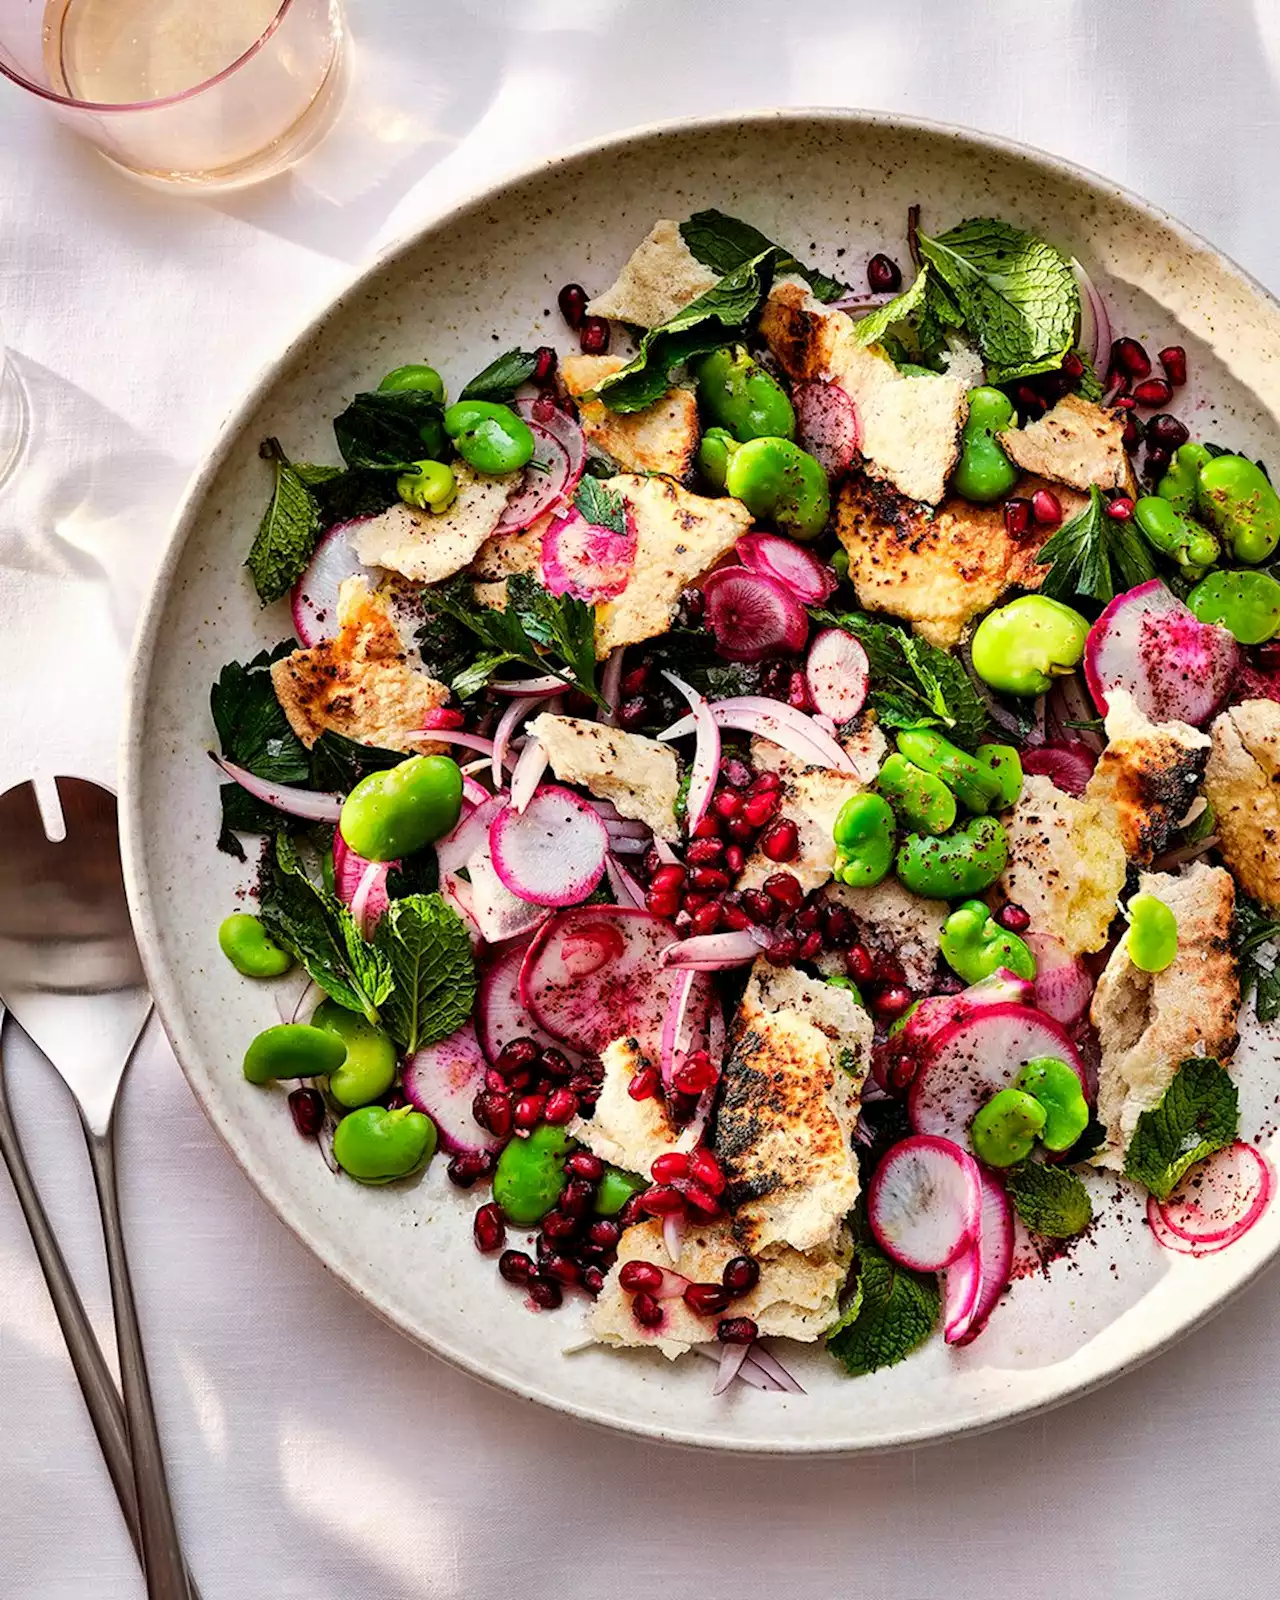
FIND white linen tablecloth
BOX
[4,2,1280,1594]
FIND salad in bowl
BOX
[208,204,1280,1394]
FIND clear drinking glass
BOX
[0,0,348,189]
[0,324,29,491]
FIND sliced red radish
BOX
[868,1135,983,1272]
[1084,579,1240,726]
[1025,932,1093,1025]
[493,433,572,534]
[291,521,375,646]
[909,1003,1087,1149]
[476,938,579,1066]
[400,1023,500,1155]
[489,786,608,907]
[805,628,870,724]
[872,975,1031,1092]
[941,1243,982,1343]
[660,694,855,772]
[436,794,504,877]
[702,566,810,664]
[736,531,838,604]
[513,398,586,482]
[662,671,719,832]
[792,379,860,478]
[951,1169,1015,1345]
[1020,740,1097,797]
[333,831,393,924]
[439,872,483,946]
[212,755,343,824]
[1153,1141,1273,1250]
[466,847,551,943]
[540,506,637,602]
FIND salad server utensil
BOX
[0,776,193,1600]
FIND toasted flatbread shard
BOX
[566,1037,695,1176]
[561,354,700,479]
[1204,698,1280,912]
[528,713,681,841]
[1000,394,1136,494]
[735,736,874,895]
[1085,688,1210,864]
[587,219,721,329]
[350,464,519,583]
[469,509,549,583]
[1090,862,1238,1167]
[271,577,447,752]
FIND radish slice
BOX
[466,849,551,943]
[540,506,637,602]
[660,928,769,969]
[1084,579,1240,726]
[489,786,608,907]
[476,938,579,1066]
[872,977,1031,1093]
[663,671,719,831]
[736,531,838,604]
[213,755,343,823]
[1154,1141,1273,1248]
[805,628,870,723]
[401,1023,501,1155]
[605,853,648,909]
[436,794,505,877]
[492,431,572,534]
[868,1134,983,1272]
[513,398,586,483]
[1020,740,1096,798]
[461,776,490,809]
[942,1243,982,1343]
[952,1170,1015,1345]
[440,873,483,947]
[702,567,810,664]
[290,521,376,646]
[660,695,855,773]
[792,379,860,478]
[333,831,394,927]
[1025,932,1093,1025]
[909,1003,1088,1149]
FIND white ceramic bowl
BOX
[122,110,1280,1452]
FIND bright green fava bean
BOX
[952,387,1019,504]
[895,728,1004,814]
[970,595,1090,697]
[219,913,292,979]
[697,426,740,491]
[877,753,956,835]
[940,899,1037,985]
[594,1165,646,1216]
[974,743,1023,808]
[1157,442,1213,516]
[1197,454,1280,564]
[724,436,830,542]
[1128,892,1178,972]
[397,459,457,513]
[310,999,398,1108]
[895,815,1009,898]
[1132,495,1219,575]
[442,400,536,475]
[378,364,446,401]
[832,792,896,887]
[1013,1056,1089,1153]
[243,1023,346,1086]
[494,1124,573,1224]
[333,1104,436,1184]
[693,346,796,442]
[339,754,463,863]
[1187,568,1280,643]
[971,1088,1047,1168]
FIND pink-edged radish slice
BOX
[466,848,551,943]
[488,786,608,907]
[436,794,505,878]
[513,397,586,480]
[440,872,483,947]
[493,432,573,534]
[1024,932,1093,1025]
[867,1134,983,1272]
[540,506,637,602]
[662,671,719,831]
[1020,740,1097,798]
[792,379,860,478]
[1146,1196,1228,1256]
[475,938,580,1067]
[872,974,1032,1092]
[805,628,870,723]
[291,520,376,646]
[401,1022,500,1155]
[333,831,393,926]
[520,906,679,1058]
[735,531,837,604]
[702,566,810,664]
[941,1242,982,1343]
[909,1003,1087,1149]
[1153,1141,1273,1249]
[951,1169,1015,1345]
[1084,579,1240,726]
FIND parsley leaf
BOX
[574,475,626,534]
[1234,894,1280,1024]
[246,439,324,605]
[259,836,394,1023]
[916,218,1079,384]
[1035,485,1157,605]
[826,1240,939,1377]
[679,209,846,303]
[333,389,445,471]
[1005,1162,1093,1238]
[1124,1057,1239,1200]
[211,642,309,786]
[460,348,539,402]
[853,265,935,348]
[373,893,477,1052]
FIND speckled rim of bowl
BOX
[121,107,1280,1453]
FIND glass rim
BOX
[0,0,296,113]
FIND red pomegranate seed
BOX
[617,696,649,731]
[1003,498,1032,539]
[514,1093,547,1133]
[544,1254,580,1286]
[628,1065,660,1101]
[741,888,776,924]
[589,1219,621,1249]
[996,902,1031,932]
[684,1282,730,1316]
[499,1249,533,1285]
[1062,351,1085,379]
[799,930,824,960]
[674,1051,718,1095]
[540,1048,572,1082]
[692,815,722,841]
[651,863,686,893]
[651,1150,691,1183]
[690,902,723,937]
[867,253,902,292]
[472,1089,513,1139]
[787,670,810,711]
[764,871,804,909]
[722,1255,760,1295]
[1145,446,1172,479]
[1122,415,1143,450]
[678,1179,721,1216]
[1016,385,1046,414]
[743,790,781,828]
[529,1277,563,1311]
[1158,345,1187,387]
[1031,488,1063,527]
[1132,377,1173,408]
[560,1179,594,1218]
[1106,495,1135,521]
[632,1291,664,1328]
[824,905,854,946]
[749,771,782,794]
[716,1316,758,1344]
[582,1266,605,1297]
[844,943,873,982]
[682,891,710,912]
[645,889,681,919]
[871,951,906,985]
[557,282,588,329]
[619,1260,663,1292]
[723,844,746,876]
[871,984,914,1020]
[766,931,800,966]
[686,837,725,865]
[760,818,799,862]
[688,865,730,893]
[566,1151,604,1181]
[713,789,743,819]
[532,345,557,385]
[720,896,750,929]
[473,1203,506,1254]
[795,903,822,932]
[544,1088,579,1125]
[640,1184,686,1216]
[541,1210,579,1242]
[1111,337,1151,378]
[579,316,610,355]
[726,816,757,844]
[484,1067,509,1094]
[689,1147,725,1194]
[1146,413,1189,449]
[288,1087,325,1138]
[621,663,651,695]
[447,1152,484,1189]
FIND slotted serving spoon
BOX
[0,775,193,1600]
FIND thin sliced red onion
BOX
[653,837,682,867]
[659,696,854,773]
[746,1344,805,1394]
[508,739,549,814]
[349,859,385,938]
[493,694,555,787]
[406,728,520,769]
[826,290,894,313]
[213,755,343,823]
[693,1343,785,1394]
[600,646,625,728]
[650,1264,689,1298]
[660,928,769,969]
[491,673,570,697]
[712,1341,752,1395]
[662,1214,685,1266]
[605,835,648,856]
[605,853,648,909]
[604,819,651,840]
[1071,258,1111,375]
[663,671,719,831]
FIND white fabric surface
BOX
[3,1,1280,1594]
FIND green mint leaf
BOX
[415,603,482,692]
[1005,1162,1093,1238]
[210,642,310,786]
[246,439,324,606]
[460,348,539,402]
[916,218,1079,385]
[1124,1057,1239,1200]
[309,466,400,527]
[308,731,404,794]
[373,893,477,1052]
[826,1241,939,1377]
[1234,895,1280,1024]
[1074,351,1104,402]
[679,209,846,303]
[421,577,602,705]
[1035,485,1156,605]
[259,836,393,1022]
[293,462,344,488]
[450,649,519,702]
[333,389,445,471]
[574,475,627,534]
[853,266,935,348]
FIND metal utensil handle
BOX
[85,1123,192,1600]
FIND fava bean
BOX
[1187,568,1280,644]
[895,728,1005,814]
[397,459,457,513]
[311,999,398,1108]
[339,754,463,863]
[876,753,956,835]
[724,437,830,542]
[1197,454,1280,564]
[1012,1056,1089,1153]
[895,815,1009,898]
[939,899,1037,985]
[970,595,1090,697]
[493,1124,573,1224]
[219,913,292,979]
[594,1164,646,1217]
[973,743,1023,809]
[333,1104,436,1184]
[697,426,739,491]
[243,1023,346,1086]
[831,791,896,887]
[442,400,536,475]
[1157,442,1213,516]
[1127,892,1178,973]
[378,364,446,401]
[692,346,796,442]
[953,386,1019,504]
[1132,495,1219,576]
[971,1088,1047,1168]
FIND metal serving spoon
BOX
[0,776,193,1600]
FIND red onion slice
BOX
[213,755,343,823]
[600,645,625,727]
[660,695,855,773]
[659,928,768,970]
[406,728,520,769]
[1071,258,1111,376]
[745,1343,806,1394]
[662,671,719,831]
[492,693,555,788]
[508,739,550,814]
[659,967,712,1093]
[661,1216,685,1268]
[605,853,648,909]
[1020,740,1097,797]
[492,674,572,697]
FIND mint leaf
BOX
[293,462,344,489]
[1074,351,1104,402]
[916,218,1079,385]
[826,1241,939,1377]
[246,439,324,605]
[679,209,846,303]
[1124,1057,1239,1200]
[1035,485,1157,605]
[308,731,403,794]
[333,389,445,471]
[373,893,476,1052]
[1006,1162,1093,1238]
[1234,894,1280,1024]
[574,475,626,534]
[421,576,602,705]
[211,642,309,785]
[460,348,539,402]
[853,266,935,348]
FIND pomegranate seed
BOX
[721,757,752,788]
[743,790,781,829]
[844,943,873,982]
[529,1276,563,1310]
[532,345,557,385]
[799,930,824,960]
[472,1090,513,1139]
[652,1150,691,1183]
[684,1282,730,1316]
[722,1255,761,1295]
[716,1316,758,1344]
[557,282,588,329]
[1122,415,1144,450]
[795,903,823,932]
[566,1151,604,1182]
[726,816,757,843]
[1016,384,1047,414]
[712,789,743,820]
[760,818,800,862]
[483,1067,508,1093]
[997,902,1031,933]
[632,1291,664,1328]
[1133,377,1173,408]
[692,814,722,840]
[1111,337,1151,378]
[1106,495,1135,521]
[473,1203,505,1253]
[447,1152,484,1189]
[544,1254,580,1286]
[544,1087,579,1125]
[619,1259,663,1292]
[1112,394,1137,412]
[579,316,610,355]
[560,1179,594,1216]
[867,253,902,292]
[824,905,854,946]
[686,837,725,865]
[499,1249,533,1285]
[723,844,746,876]
[641,847,662,878]
[787,670,810,711]
[288,1088,325,1138]
[767,931,800,966]
[1146,412,1189,450]
[1031,488,1063,527]
[589,1219,621,1249]
[541,1210,579,1242]
[690,902,723,936]
[1003,498,1032,539]
[582,1266,605,1297]
[1145,446,1172,478]
[720,896,751,929]
[681,891,710,912]
[1158,345,1187,387]
[741,888,776,924]
[651,863,687,893]
[617,1193,648,1228]
[641,1184,686,1216]
[674,1051,718,1095]
[687,865,728,893]
[871,951,906,985]
[871,984,914,1020]
[690,1147,725,1194]
[540,1048,573,1081]
[764,871,804,909]
[645,889,681,918]
[1062,351,1085,379]
[628,1065,660,1101]
[621,663,651,695]
[749,770,782,794]
[513,1094,546,1132]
